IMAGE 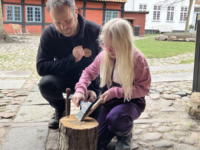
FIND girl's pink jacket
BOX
[75,48,151,100]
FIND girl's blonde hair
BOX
[99,18,134,99]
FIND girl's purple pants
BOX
[97,102,142,149]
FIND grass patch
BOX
[189,123,194,128]
[145,34,160,37]
[134,37,195,58]
[180,59,194,64]
[0,55,9,60]
[173,133,179,138]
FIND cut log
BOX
[59,114,99,150]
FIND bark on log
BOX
[59,114,99,150]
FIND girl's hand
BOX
[72,92,85,107]
[100,90,111,104]
[85,90,97,103]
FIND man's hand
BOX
[85,90,97,103]
[73,46,85,62]
[100,90,111,104]
[72,92,85,107]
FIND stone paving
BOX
[0,35,199,150]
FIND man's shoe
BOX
[115,129,133,150]
[48,111,65,129]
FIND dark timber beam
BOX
[193,19,200,92]
[2,2,45,6]
[42,0,45,32]
[102,2,106,26]
[83,1,86,18]
[21,0,25,29]
[121,3,124,18]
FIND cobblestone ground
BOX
[0,36,199,150]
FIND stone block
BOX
[185,101,200,119]
[191,92,200,105]
[168,36,177,41]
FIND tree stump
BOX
[59,114,99,150]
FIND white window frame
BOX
[180,7,188,22]
[153,5,161,21]
[166,6,175,21]
[139,4,147,11]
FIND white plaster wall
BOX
[192,12,197,26]
[127,0,195,31]
[124,0,134,11]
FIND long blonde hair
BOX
[99,18,135,99]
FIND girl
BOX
[72,18,151,150]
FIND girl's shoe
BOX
[115,131,132,150]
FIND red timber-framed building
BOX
[1,0,127,35]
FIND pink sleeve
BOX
[108,53,151,99]
[75,53,102,95]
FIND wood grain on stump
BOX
[59,114,99,150]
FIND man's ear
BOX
[75,8,78,18]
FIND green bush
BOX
[189,24,194,29]
[164,32,196,39]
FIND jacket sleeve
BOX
[108,54,151,99]
[75,54,101,95]
[36,28,77,76]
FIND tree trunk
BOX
[0,0,14,42]
[59,114,99,150]
[185,0,194,33]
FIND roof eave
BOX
[125,11,149,14]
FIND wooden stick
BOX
[66,88,71,116]
[84,98,103,119]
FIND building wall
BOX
[3,0,123,35]
[3,0,44,35]
[124,0,134,11]
[130,0,195,31]
[124,12,146,35]
[85,2,104,25]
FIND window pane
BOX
[153,11,156,20]
[181,7,183,11]
[184,13,187,21]
[35,7,41,22]
[14,6,21,21]
[185,7,187,11]
[6,6,13,21]
[167,12,170,20]
[113,12,118,18]
[27,7,33,22]
[105,11,111,23]
[157,11,160,20]
[154,6,157,10]
[171,12,174,20]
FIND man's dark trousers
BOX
[38,73,102,120]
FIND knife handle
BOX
[84,98,103,119]
[66,88,71,116]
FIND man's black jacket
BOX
[36,14,101,94]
